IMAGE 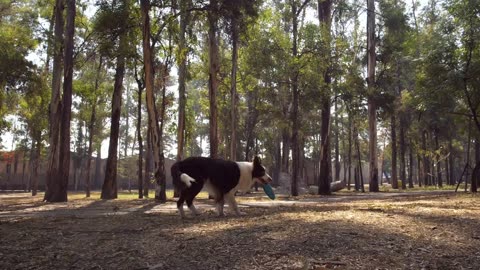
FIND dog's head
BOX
[252,156,272,185]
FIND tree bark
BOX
[207,0,219,159]
[141,0,167,202]
[176,0,189,163]
[134,66,144,199]
[230,16,239,161]
[44,0,64,202]
[144,128,152,197]
[317,0,332,195]
[50,0,75,202]
[367,0,379,192]
[101,29,126,200]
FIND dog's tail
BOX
[171,162,196,191]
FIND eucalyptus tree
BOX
[367,0,379,192]
[93,0,134,199]
[44,0,64,201]
[317,0,333,195]
[43,0,76,202]
[377,0,410,189]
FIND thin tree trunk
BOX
[230,16,239,161]
[101,29,126,200]
[399,116,407,189]
[435,129,443,187]
[94,145,102,189]
[391,114,398,188]
[176,0,189,163]
[144,128,152,197]
[417,154,422,187]
[472,139,480,192]
[408,143,414,188]
[347,116,352,190]
[207,0,219,159]
[422,130,430,186]
[85,56,102,198]
[273,135,281,186]
[334,99,340,182]
[44,0,64,202]
[124,82,130,159]
[354,126,365,192]
[134,66,144,199]
[31,138,41,196]
[367,0,379,192]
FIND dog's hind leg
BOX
[185,183,202,216]
[177,193,186,218]
[225,191,245,216]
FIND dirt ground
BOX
[1,190,479,270]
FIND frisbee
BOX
[262,184,276,200]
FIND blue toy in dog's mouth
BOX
[262,184,275,200]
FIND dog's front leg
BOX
[225,191,246,216]
[216,199,225,217]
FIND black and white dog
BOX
[171,156,272,218]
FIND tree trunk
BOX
[45,0,75,202]
[471,139,479,192]
[391,114,398,189]
[273,135,281,186]
[399,116,407,189]
[141,0,166,202]
[230,16,239,161]
[281,126,290,172]
[334,99,340,182]
[417,154,422,187]
[123,83,130,159]
[94,145,102,189]
[367,0,379,192]
[44,0,64,202]
[101,29,126,200]
[31,138,41,196]
[317,0,332,195]
[354,126,365,192]
[422,130,430,186]
[85,56,103,198]
[144,128,152,197]
[207,0,219,159]
[408,143,414,188]
[134,67,144,199]
[347,116,352,190]
[435,129,443,187]
[176,0,189,163]
[290,1,301,197]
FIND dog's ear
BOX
[253,155,261,166]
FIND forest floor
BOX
[1,190,479,270]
